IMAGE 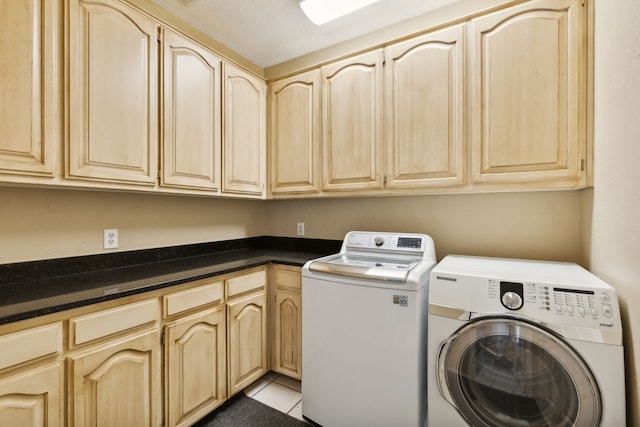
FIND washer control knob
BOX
[374,236,385,246]
[501,291,523,310]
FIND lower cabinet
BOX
[227,290,268,396]
[0,321,64,427]
[165,306,226,427]
[68,329,163,427]
[0,362,64,427]
[0,264,285,427]
[270,265,302,379]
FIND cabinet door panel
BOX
[273,290,301,378]
[269,69,321,195]
[69,330,162,427]
[0,0,57,177]
[322,50,383,191]
[162,29,221,191]
[385,25,465,188]
[223,63,266,196]
[67,0,158,184]
[166,306,226,427]
[227,291,267,396]
[469,0,583,184]
[0,362,64,427]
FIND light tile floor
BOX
[243,371,307,422]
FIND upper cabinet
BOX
[268,0,589,198]
[321,50,384,192]
[223,63,267,197]
[64,0,266,197]
[66,0,159,185]
[0,0,59,178]
[468,0,586,186]
[1,0,590,199]
[384,24,465,189]
[268,69,321,195]
[162,28,222,192]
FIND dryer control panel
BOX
[488,280,616,319]
[430,255,622,339]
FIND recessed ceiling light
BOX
[300,0,382,25]
[175,0,201,6]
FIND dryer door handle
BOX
[436,335,457,408]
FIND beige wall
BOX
[0,187,266,264]
[266,191,581,262]
[580,0,640,424]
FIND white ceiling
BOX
[146,0,461,68]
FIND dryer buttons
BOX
[500,282,524,310]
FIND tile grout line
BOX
[285,398,302,415]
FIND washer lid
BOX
[308,254,420,283]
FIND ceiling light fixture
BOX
[300,0,382,25]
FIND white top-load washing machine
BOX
[302,231,437,427]
[428,255,626,427]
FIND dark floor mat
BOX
[193,392,308,427]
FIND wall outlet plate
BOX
[297,222,305,236]
[104,229,119,249]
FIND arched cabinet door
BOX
[269,69,321,196]
[438,318,601,427]
[67,0,159,185]
[69,329,162,427]
[321,49,384,192]
[0,0,58,178]
[165,306,226,427]
[162,28,222,192]
[384,24,465,189]
[468,0,586,187]
[227,291,267,395]
[0,362,64,427]
[222,63,266,197]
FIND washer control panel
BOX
[345,232,426,254]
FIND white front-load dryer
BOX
[427,255,626,427]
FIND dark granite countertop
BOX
[0,236,341,325]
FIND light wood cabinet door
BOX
[69,329,162,427]
[227,291,267,396]
[322,49,384,192]
[165,306,226,427]
[269,69,321,196]
[270,265,302,379]
[0,0,58,177]
[162,28,222,191]
[222,63,266,197]
[0,362,64,427]
[385,24,465,189]
[67,0,158,185]
[273,289,302,379]
[468,0,585,185]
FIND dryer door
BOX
[437,317,601,427]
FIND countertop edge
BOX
[0,237,340,326]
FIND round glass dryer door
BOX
[438,318,601,427]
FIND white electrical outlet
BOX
[297,222,305,236]
[104,229,119,249]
